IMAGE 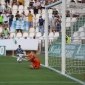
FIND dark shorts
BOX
[34,8,38,14]
[5,0,10,3]
[0,12,2,14]
[0,22,2,25]
[56,24,61,32]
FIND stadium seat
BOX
[24,9,28,15]
[66,22,71,27]
[71,18,77,22]
[36,14,40,19]
[80,32,85,37]
[36,32,42,39]
[16,32,22,38]
[35,27,39,33]
[24,6,28,10]
[23,32,28,38]
[72,37,81,44]
[0,27,3,33]
[10,32,16,38]
[19,37,24,39]
[66,17,71,23]
[48,9,52,14]
[42,14,45,19]
[18,5,24,10]
[54,32,59,38]
[49,32,54,38]
[29,32,35,39]
[78,27,85,32]
[12,5,18,10]
[29,27,35,33]
[49,32,54,44]
[42,9,45,14]
[73,31,79,37]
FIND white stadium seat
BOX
[78,27,85,32]
[23,32,28,38]
[29,27,35,33]
[16,32,22,38]
[73,32,79,37]
[36,32,42,38]
[79,32,85,37]
[29,32,35,39]
[0,27,3,33]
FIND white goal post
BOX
[45,0,66,74]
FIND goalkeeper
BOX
[26,50,40,69]
[16,45,26,62]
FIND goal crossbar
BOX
[45,0,62,8]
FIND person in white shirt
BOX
[2,11,9,25]
[33,0,41,16]
[40,0,45,13]
[21,11,26,20]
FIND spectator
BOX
[28,0,34,9]
[12,0,17,6]
[66,34,70,44]
[8,11,14,29]
[0,3,3,14]
[3,27,9,37]
[53,0,58,3]
[4,4,11,13]
[52,8,58,16]
[33,0,41,16]
[55,15,61,34]
[5,33,10,39]
[0,14,3,26]
[70,0,75,2]
[15,11,20,20]
[17,0,24,6]
[38,16,44,36]
[21,11,26,20]
[0,33,4,39]
[66,10,70,17]
[5,0,10,5]
[40,0,45,13]
[50,15,57,32]
[2,11,9,25]
[27,11,33,28]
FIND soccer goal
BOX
[45,0,85,75]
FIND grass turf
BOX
[0,55,84,85]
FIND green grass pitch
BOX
[0,55,84,85]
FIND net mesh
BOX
[48,0,85,74]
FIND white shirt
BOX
[2,13,9,22]
[21,14,26,20]
[40,0,45,7]
[33,1,40,7]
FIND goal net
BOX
[46,0,85,74]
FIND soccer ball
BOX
[17,57,22,63]
[23,51,26,56]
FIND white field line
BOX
[0,81,80,84]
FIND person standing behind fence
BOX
[38,16,44,36]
